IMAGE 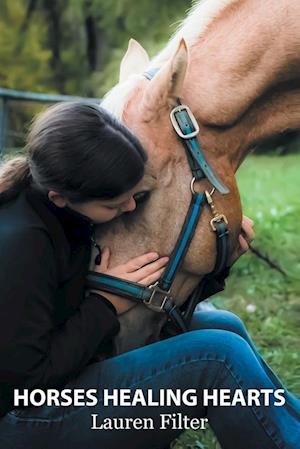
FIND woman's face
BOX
[66,187,138,224]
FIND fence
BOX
[0,87,98,157]
[1,87,299,158]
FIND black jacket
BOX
[0,184,229,418]
[0,185,120,417]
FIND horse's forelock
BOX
[101,75,143,119]
[102,0,238,117]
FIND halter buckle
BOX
[210,214,228,231]
[144,283,171,312]
[170,104,199,139]
[205,190,228,231]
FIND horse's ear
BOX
[142,39,188,118]
[119,39,150,82]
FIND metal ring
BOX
[148,281,159,289]
[190,177,196,194]
[191,179,216,196]
[209,187,216,197]
[190,176,216,196]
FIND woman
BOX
[0,102,299,449]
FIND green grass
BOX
[173,154,300,449]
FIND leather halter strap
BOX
[85,68,230,333]
[171,100,229,194]
[157,192,205,291]
[87,271,188,332]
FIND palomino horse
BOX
[91,0,300,354]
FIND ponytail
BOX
[0,101,147,207]
[0,157,32,205]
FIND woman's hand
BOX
[228,215,255,266]
[89,248,169,315]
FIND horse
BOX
[90,0,300,355]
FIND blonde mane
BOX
[101,0,238,116]
[101,75,142,118]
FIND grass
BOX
[173,154,300,449]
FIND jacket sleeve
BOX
[0,226,120,391]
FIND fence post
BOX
[0,96,8,158]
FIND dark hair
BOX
[0,101,147,204]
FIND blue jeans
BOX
[1,310,299,449]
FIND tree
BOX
[0,0,52,92]
[0,0,193,96]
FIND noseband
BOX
[86,69,230,333]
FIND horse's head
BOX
[99,38,242,292]
[94,0,300,353]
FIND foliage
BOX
[0,0,192,96]
[89,0,190,95]
[0,0,52,92]
[0,0,193,147]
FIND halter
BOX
[86,69,230,333]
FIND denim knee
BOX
[182,327,253,366]
[214,310,248,337]
[191,310,249,341]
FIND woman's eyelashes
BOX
[133,191,151,205]
[104,192,150,215]
[103,204,118,211]
[105,192,150,210]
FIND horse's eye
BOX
[133,191,150,205]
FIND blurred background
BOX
[1,0,300,154]
[1,1,299,448]
[0,0,190,152]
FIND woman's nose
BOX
[121,197,136,213]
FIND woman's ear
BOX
[48,191,68,208]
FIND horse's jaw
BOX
[113,305,167,355]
